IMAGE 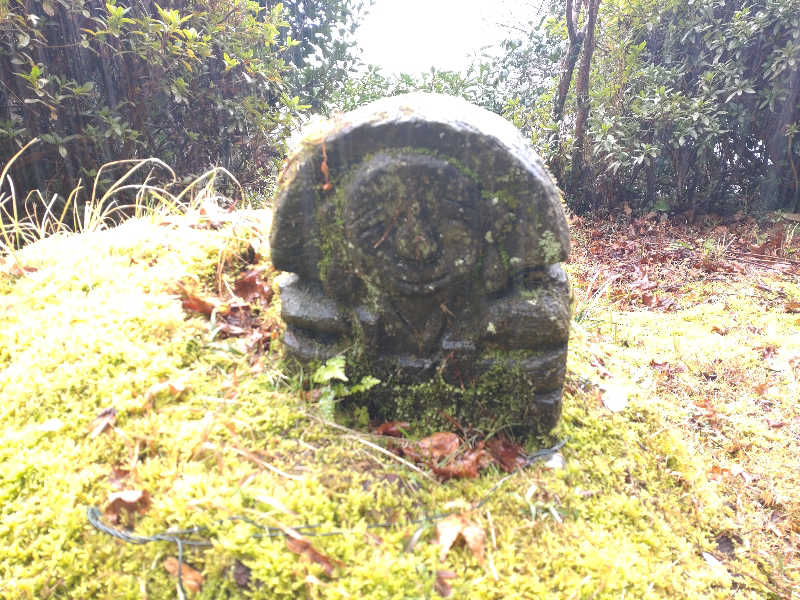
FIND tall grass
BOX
[0,139,244,260]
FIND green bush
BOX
[330,63,503,113]
[584,0,800,213]
[0,0,303,208]
[487,0,800,214]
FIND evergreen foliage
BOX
[0,0,362,212]
[262,0,369,113]
[494,0,800,214]
[330,64,503,115]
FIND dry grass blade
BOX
[174,166,244,210]
[83,158,177,232]
[0,138,40,257]
[229,445,304,482]
[351,436,439,483]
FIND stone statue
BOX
[270,93,571,433]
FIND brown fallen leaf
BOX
[436,514,485,564]
[434,569,457,597]
[373,421,410,437]
[3,262,38,277]
[786,301,800,313]
[163,557,204,594]
[89,407,118,438]
[320,142,332,192]
[753,382,770,396]
[143,379,186,409]
[220,304,257,332]
[108,466,131,488]
[180,292,216,316]
[486,437,527,473]
[756,344,778,360]
[642,292,678,310]
[711,325,729,335]
[709,465,730,480]
[285,533,341,576]
[233,559,252,589]
[104,489,151,526]
[649,359,686,379]
[233,267,274,305]
[431,444,485,480]
[409,432,460,461]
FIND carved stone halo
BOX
[343,152,481,297]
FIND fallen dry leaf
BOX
[756,344,778,360]
[216,304,260,337]
[233,267,273,305]
[180,292,216,316]
[108,466,131,488]
[104,489,151,526]
[711,325,729,335]
[285,534,340,576]
[709,465,729,480]
[233,559,252,589]
[431,444,485,480]
[3,262,38,277]
[485,437,527,473]
[649,359,686,379]
[785,301,800,313]
[88,407,118,438]
[365,531,383,546]
[436,514,485,564]
[143,379,186,409]
[163,557,204,594]
[412,432,460,461]
[434,569,457,597]
[373,421,410,437]
[320,142,332,191]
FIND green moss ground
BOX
[0,211,797,599]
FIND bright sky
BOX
[356,0,521,74]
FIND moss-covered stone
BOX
[271,93,571,434]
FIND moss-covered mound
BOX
[0,211,796,599]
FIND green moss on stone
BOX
[520,287,542,301]
[337,347,560,436]
[482,188,520,210]
[539,229,562,264]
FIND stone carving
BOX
[271,93,570,433]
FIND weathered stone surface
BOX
[270,93,571,433]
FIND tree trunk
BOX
[551,0,585,184]
[763,64,800,211]
[568,0,601,207]
[552,0,585,127]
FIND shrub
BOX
[0,0,303,211]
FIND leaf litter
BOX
[570,210,800,598]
